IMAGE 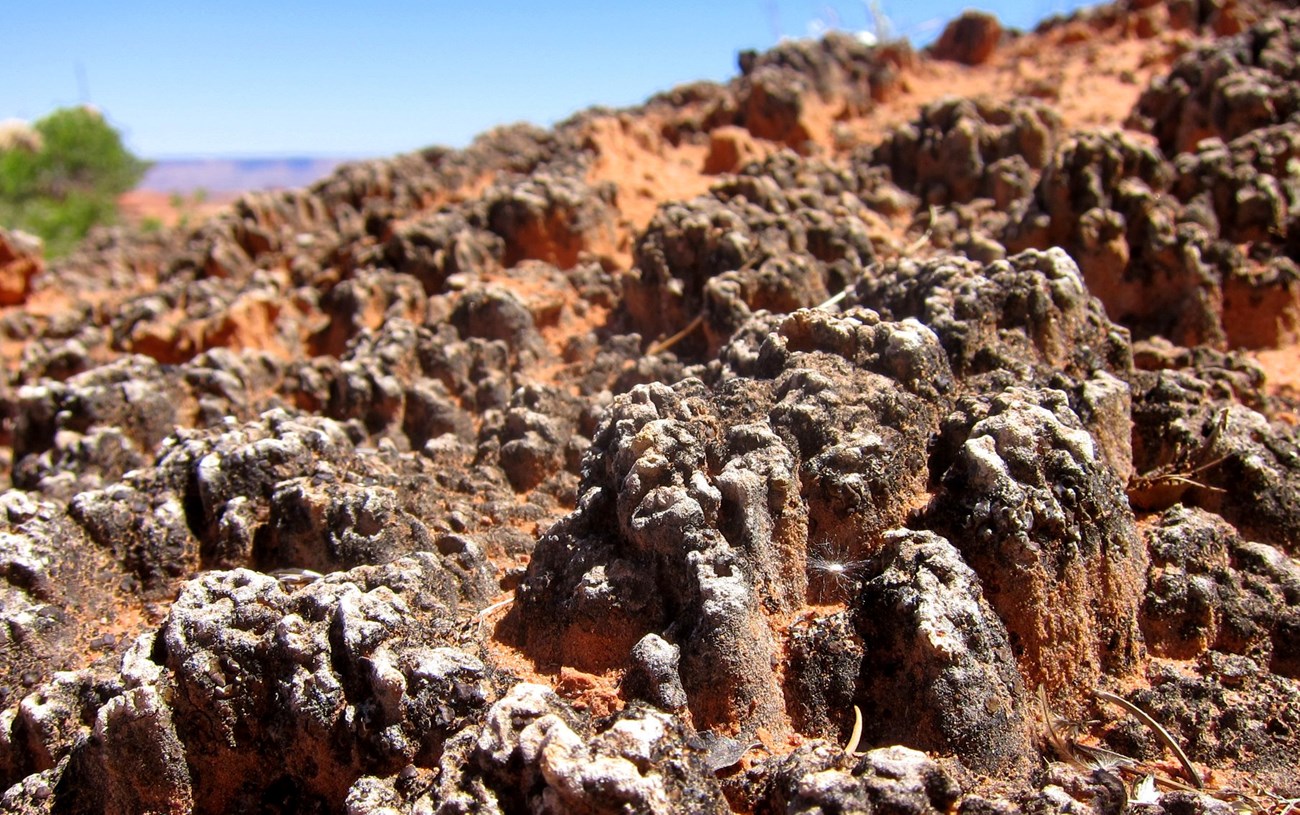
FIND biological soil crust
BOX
[2,1,1300,813]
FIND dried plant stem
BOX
[475,594,515,620]
[1071,742,1138,771]
[647,313,704,356]
[1038,685,1084,768]
[903,205,937,255]
[845,705,864,755]
[818,288,851,310]
[816,261,880,310]
[1269,794,1300,815]
[1095,689,1204,789]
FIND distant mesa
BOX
[138,156,352,194]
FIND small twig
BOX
[1095,689,1204,789]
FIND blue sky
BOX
[3,1,1093,160]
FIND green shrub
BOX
[0,107,149,256]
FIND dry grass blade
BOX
[474,594,515,620]
[1214,789,1265,815]
[647,313,704,356]
[903,205,937,255]
[1073,742,1139,772]
[1038,684,1083,767]
[817,261,880,310]
[1095,689,1204,789]
[845,704,864,755]
[1261,792,1300,815]
[817,287,852,310]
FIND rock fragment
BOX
[930,11,1004,66]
